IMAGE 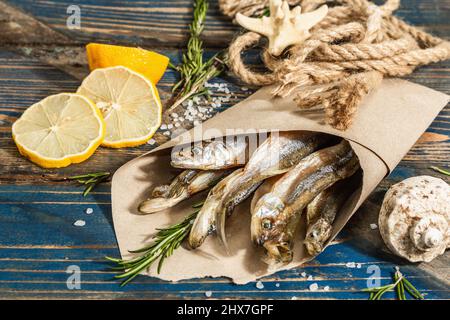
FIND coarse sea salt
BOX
[324,286,330,291]
[307,275,313,281]
[309,283,319,291]
[370,223,378,230]
[74,220,86,227]
[300,272,307,277]
[346,262,356,268]
[256,281,264,289]
[85,208,93,215]
[205,291,212,298]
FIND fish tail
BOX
[188,199,219,248]
[138,197,183,214]
[216,206,231,253]
[214,172,247,250]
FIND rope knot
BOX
[223,0,450,130]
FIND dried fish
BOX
[304,176,360,256]
[171,138,249,170]
[251,140,360,264]
[189,168,256,248]
[215,131,332,248]
[138,169,229,214]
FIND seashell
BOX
[379,175,450,262]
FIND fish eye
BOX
[262,219,272,229]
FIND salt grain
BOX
[300,272,307,277]
[370,223,378,230]
[356,263,362,269]
[74,220,86,227]
[256,281,264,289]
[85,208,93,215]
[346,262,356,268]
[324,286,330,291]
[205,291,212,298]
[307,275,313,281]
[147,139,156,145]
[291,296,299,300]
[275,283,280,288]
[309,283,319,291]
[160,124,167,130]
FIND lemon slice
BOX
[12,93,105,168]
[77,66,162,148]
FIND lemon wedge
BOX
[86,43,169,84]
[12,93,105,168]
[77,66,162,148]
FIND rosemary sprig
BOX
[167,0,226,112]
[106,206,200,286]
[363,267,424,300]
[430,166,450,176]
[67,172,110,196]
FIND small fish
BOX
[138,169,229,214]
[189,168,255,248]
[215,131,332,248]
[251,140,360,265]
[171,138,249,170]
[304,176,359,255]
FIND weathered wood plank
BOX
[2,0,449,47]
[0,184,448,299]
[0,1,70,45]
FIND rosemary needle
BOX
[430,166,450,176]
[66,172,110,196]
[167,0,226,112]
[363,268,425,300]
[106,206,200,286]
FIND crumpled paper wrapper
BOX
[111,79,449,284]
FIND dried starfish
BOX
[235,0,328,56]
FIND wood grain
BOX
[2,0,449,47]
[0,0,448,300]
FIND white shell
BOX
[379,176,450,262]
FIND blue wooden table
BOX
[0,0,449,299]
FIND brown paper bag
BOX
[111,79,449,284]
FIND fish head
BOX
[252,193,295,263]
[171,143,207,168]
[251,194,285,244]
[171,141,231,169]
[304,218,333,255]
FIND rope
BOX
[220,0,450,130]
